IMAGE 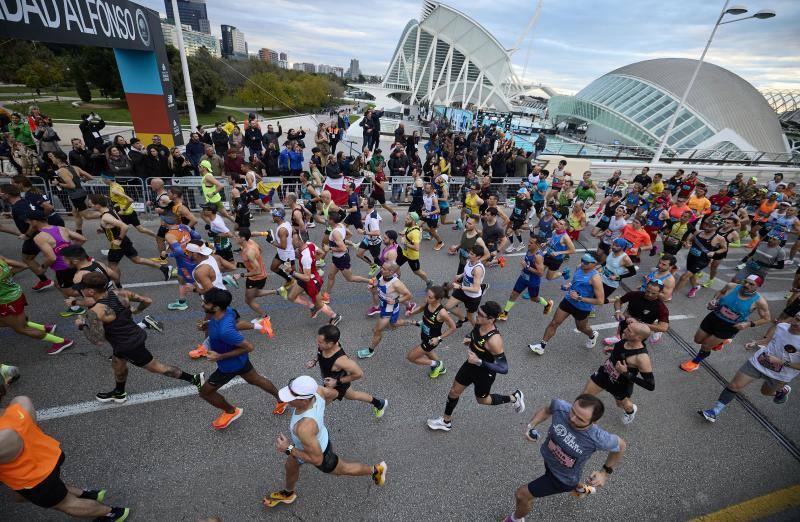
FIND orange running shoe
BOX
[212,407,243,429]
[498,256,506,268]
[272,402,288,415]
[188,344,208,359]
[680,360,700,372]
[711,339,731,351]
[258,316,275,338]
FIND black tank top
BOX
[83,261,114,290]
[609,340,648,364]
[422,304,444,338]
[603,200,622,218]
[690,232,718,260]
[468,325,499,364]
[318,346,347,382]
[98,291,146,350]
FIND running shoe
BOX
[429,360,446,379]
[263,490,297,507]
[96,390,128,403]
[223,274,239,289]
[521,291,530,300]
[480,283,489,293]
[188,344,208,359]
[32,279,54,291]
[308,222,317,228]
[512,389,525,413]
[278,285,288,300]
[516,243,526,252]
[562,267,571,280]
[372,461,387,486]
[255,316,275,338]
[585,331,599,349]
[392,213,398,224]
[356,348,374,359]
[680,359,700,372]
[498,256,506,268]
[143,315,164,333]
[191,372,206,391]
[649,245,658,257]
[47,339,74,355]
[159,264,172,281]
[603,335,621,346]
[774,385,792,404]
[212,407,243,429]
[426,417,452,431]
[434,241,444,251]
[686,286,700,298]
[405,302,416,314]
[571,485,597,498]
[505,244,515,254]
[543,298,554,314]
[649,332,663,344]
[167,300,188,311]
[330,314,342,326]
[59,307,86,317]
[368,264,380,276]
[498,311,509,321]
[82,489,107,502]
[422,232,432,241]
[529,343,545,355]
[273,402,288,415]
[44,323,57,334]
[701,277,716,288]
[149,256,167,263]
[621,404,638,424]
[710,339,731,351]
[0,364,20,385]
[698,409,717,423]
[366,306,380,316]
[373,399,388,418]
[102,506,130,521]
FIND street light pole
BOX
[651,0,731,164]
[171,0,198,132]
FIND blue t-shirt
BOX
[533,180,548,202]
[208,307,248,373]
[347,193,361,220]
[540,399,620,487]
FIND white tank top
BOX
[601,250,626,288]
[423,193,436,213]
[245,171,257,192]
[378,275,399,311]
[276,221,295,261]
[463,261,484,298]
[193,256,224,291]
[330,224,347,258]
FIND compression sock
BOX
[178,371,194,383]
[444,396,459,416]
[370,397,383,408]
[712,387,737,414]
[26,321,45,331]
[692,350,711,364]
[36,273,48,282]
[114,381,126,393]
[504,300,516,312]
[537,296,548,306]
[490,394,511,405]
[42,333,65,344]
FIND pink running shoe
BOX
[603,335,621,346]
[366,306,380,316]
[687,286,699,298]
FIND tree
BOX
[73,63,92,102]
[80,47,123,98]
[17,60,64,97]
[188,49,226,113]
[238,72,289,111]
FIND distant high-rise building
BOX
[347,58,361,79]
[164,0,210,34]
[332,66,344,78]
[278,60,288,69]
[292,63,302,71]
[302,63,316,74]
[220,24,247,59]
[279,52,288,61]
[258,48,280,62]
[161,20,220,57]
[317,64,333,74]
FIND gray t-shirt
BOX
[752,243,786,267]
[540,399,621,486]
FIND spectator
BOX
[12,141,40,176]
[513,148,529,178]
[33,116,60,156]
[289,143,304,179]
[278,141,291,175]
[360,110,374,150]
[222,115,237,135]
[405,130,419,161]
[211,122,229,157]
[394,122,406,146]
[144,145,168,177]
[168,147,195,177]
[224,148,244,181]
[228,125,245,154]
[9,113,35,150]
[315,122,331,165]
[185,132,206,172]
[262,122,282,149]
[68,138,92,173]
[105,146,132,177]
[149,135,170,161]
[128,138,148,179]
[203,145,224,178]
[370,107,384,152]
[388,147,409,203]
[287,127,307,148]
[112,135,130,155]
[0,107,10,132]
[263,142,280,177]
[197,124,213,146]
[533,131,546,158]
[78,112,106,151]
[244,121,263,159]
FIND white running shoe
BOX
[622,404,638,424]
[512,390,525,413]
[603,335,621,346]
[426,417,452,431]
[529,343,545,355]
[585,331,599,349]
[516,243,526,252]
[505,244,515,254]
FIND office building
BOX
[220,24,247,59]
[317,64,333,74]
[332,66,344,78]
[161,20,220,57]
[347,58,361,79]
[164,0,210,34]
[258,48,279,62]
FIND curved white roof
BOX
[606,58,787,153]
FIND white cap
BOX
[278,375,318,402]
[186,243,213,256]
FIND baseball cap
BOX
[768,230,786,241]
[186,243,213,256]
[581,253,597,263]
[199,160,212,171]
[745,274,764,287]
[612,238,630,249]
[517,188,528,195]
[278,375,318,402]
[271,208,285,218]
[408,211,420,222]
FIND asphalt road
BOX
[1,209,799,521]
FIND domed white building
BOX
[548,58,790,156]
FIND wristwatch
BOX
[602,464,614,474]
[285,444,295,456]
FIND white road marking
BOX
[124,280,178,288]
[506,248,588,258]
[574,314,694,333]
[37,378,245,421]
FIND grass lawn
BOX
[349,114,361,124]
[5,100,132,122]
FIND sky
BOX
[138,0,800,94]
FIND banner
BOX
[323,175,365,206]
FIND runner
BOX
[366,230,401,316]
[186,241,236,296]
[149,180,197,254]
[674,219,727,298]
[643,197,669,256]
[283,234,342,325]
[50,150,100,235]
[284,192,309,242]
[101,173,157,239]
[583,321,654,424]
[427,301,525,432]
[640,254,677,301]
[659,209,693,257]
[449,215,488,276]
[732,230,786,283]
[74,272,205,402]
[499,237,553,321]
[0,256,73,355]
[356,262,414,359]
[506,188,533,252]
[617,217,652,263]
[396,212,433,287]
[702,215,741,288]
[323,211,371,295]
[307,325,388,416]
[421,183,445,250]
[599,238,635,303]
[445,245,486,327]
[234,227,277,318]
[162,222,201,311]
[504,395,625,522]
[264,375,386,508]
[201,204,234,263]
[405,285,457,378]
[699,311,800,422]
[342,182,363,233]
[365,153,398,222]
[355,198,383,276]
[529,253,604,355]
[267,208,297,289]
[680,276,770,373]
[199,160,235,224]
[481,207,508,267]
[0,395,130,520]
[605,281,670,345]
[88,194,172,281]
[542,220,576,280]
[197,288,285,429]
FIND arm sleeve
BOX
[629,371,655,391]
[480,354,508,374]
[620,265,637,279]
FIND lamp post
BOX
[651,1,775,163]
[172,0,199,132]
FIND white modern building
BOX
[160,20,220,57]
[360,1,522,112]
[548,58,790,157]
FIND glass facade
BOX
[549,74,719,152]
